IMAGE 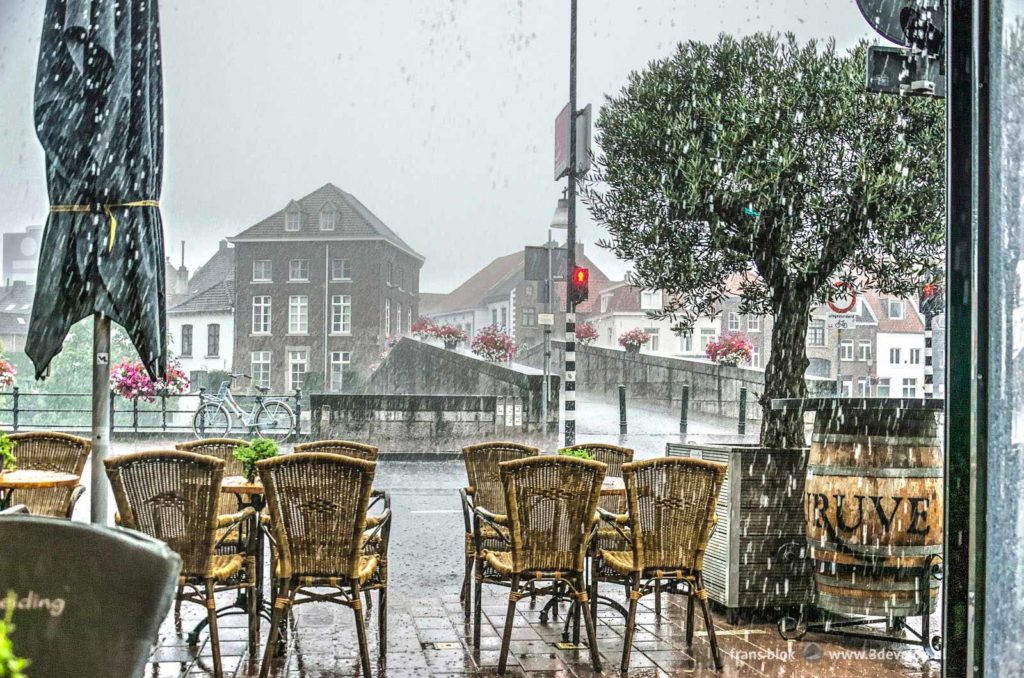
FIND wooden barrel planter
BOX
[794,398,944,618]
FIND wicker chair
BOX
[459,442,539,617]
[294,440,379,461]
[594,457,727,672]
[6,432,90,518]
[105,451,257,678]
[257,452,390,678]
[474,455,605,674]
[0,505,28,515]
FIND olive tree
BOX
[585,33,944,447]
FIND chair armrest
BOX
[66,485,86,519]
[216,506,257,529]
[363,508,393,557]
[459,488,474,532]
[596,508,629,526]
[0,504,28,516]
[472,506,510,554]
[473,506,507,526]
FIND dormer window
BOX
[285,209,301,232]
[319,204,337,231]
[887,299,904,320]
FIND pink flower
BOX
[705,331,753,366]
[471,325,516,362]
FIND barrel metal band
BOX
[807,465,942,478]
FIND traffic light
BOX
[920,280,945,319]
[569,266,589,306]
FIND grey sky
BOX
[0,1,873,293]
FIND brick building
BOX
[230,183,423,393]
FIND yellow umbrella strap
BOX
[48,200,160,252]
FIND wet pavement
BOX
[143,458,942,678]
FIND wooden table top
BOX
[221,475,264,495]
[0,469,80,489]
[601,476,625,496]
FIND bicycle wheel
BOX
[193,402,231,439]
[255,400,295,442]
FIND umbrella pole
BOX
[91,312,112,524]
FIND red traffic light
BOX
[923,283,938,298]
[569,266,590,305]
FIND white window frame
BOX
[902,377,917,398]
[640,290,663,311]
[858,341,872,362]
[287,349,308,392]
[699,328,716,350]
[807,319,826,347]
[385,298,392,336]
[330,351,351,392]
[840,340,854,361]
[319,205,337,231]
[645,328,660,352]
[252,260,272,283]
[288,295,308,335]
[180,324,193,357]
[251,351,271,388]
[751,345,761,368]
[877,378,891,398]
[331,295,352,334]
[207,323,220,358]
[840,379,854,397]
[857,377,871,397]
[747,315,761,332]
[890,347,902,364]
[679,332,693,353]
[910,348,922,364]
[727,312,740,332]
[289,259,309,282]
[285,210,301,232]
[331,259,351,281]
[252,296,271,335]
[888,299,905,319]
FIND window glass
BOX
[289,295,308,334]
[331,295,352,334]
[207,324,219,357]
[252,260,272,282]
[289,259,309,281]
[285,211,301,231]
[319,205,336,231]
[250,351,271,388]
[331,259,351,281]
[288,349,308,391]
[807,320,826,346]
[330,351,351,392]
[180,324,193,357]
[252,296,271,334]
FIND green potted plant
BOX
[232,438,280,482]
[0,435,16,473]
[558,447,595,461]
[0,591,29,678]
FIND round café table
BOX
[0,470,79,511]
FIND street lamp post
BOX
[563,0,579,447]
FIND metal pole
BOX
[91,312,111,524]
[618,384,627,435]
[835,326,843,395]
[923,313,934,398]
[738,387,747,436]
[542,230,553,433]
[563,0,578,448]
[679,384,689,435]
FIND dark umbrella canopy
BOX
[28,0,167,381]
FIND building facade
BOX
[2,226,41,286]
[230,183,423,393]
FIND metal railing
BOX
[0,387,303,436]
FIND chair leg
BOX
[473,559,484,648]
[654,578,662,616]
[174,584,184,620]
[578,576,602,673]
[497,575,520,675]
[696,576,723,671]
[620,573,640,673]
[686,585,696,646]
[589,553,599,630]
[247,576,259,658]
[259,580,292,678]
[353,583,373,677]
[378,586,388,661]
[462,555,473,618]
[204,580,224,678]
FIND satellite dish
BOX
[856,0,945,48]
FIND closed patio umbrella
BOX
[28,0,167,523]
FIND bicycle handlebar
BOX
[229,373,252,381]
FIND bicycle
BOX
[192,373,295,443]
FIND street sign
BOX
[826,313,854,330]
[827,281,857,314]
[867,45,946,97]
[538,313,555,326]
[855,0,945,47]
[524,246,568,281]
[554,103,593,180]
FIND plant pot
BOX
[625,345,640,354]
[444,339,459,350]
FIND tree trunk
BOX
[759,287,813,448]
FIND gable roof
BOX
[423,245,610,316]
[169,280,234,315]
[229,183,423,262]
[188,242,235,296]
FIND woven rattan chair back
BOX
[463,442,538,515]
[7,432,90,517]
[623,457,727,572]
[560,442,633,512]
[176,438,247,476]
[258,452,376,579]
[499,456,606,574]
[294,440,379,462]
[105,451,224,579]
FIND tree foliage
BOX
[586,34,944,446]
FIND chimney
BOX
[219,239,228,252]
[181,240,185,268]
